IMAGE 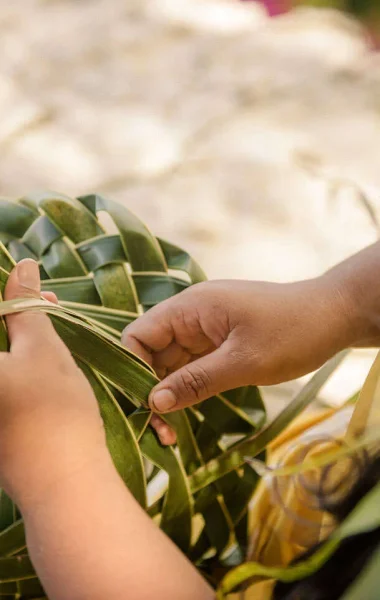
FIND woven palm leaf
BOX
[0,192,342,599]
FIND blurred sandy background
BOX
[1,0,380,409]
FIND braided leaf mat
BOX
[0,192,266,597]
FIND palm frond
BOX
[0,192,345,597]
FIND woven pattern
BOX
[0,192,266,598]
[1,191,207,319]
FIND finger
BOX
[41,291,58,304]
[5,260,67,357]
[122,302,174,355]
[150,414,177,446]
[166,346,216,375]
[122,333,153,367]
[148,341,249,413]
[144,342,192,378]
[154,342,191,370]
[155,367,167,380]
[122,294,214,367]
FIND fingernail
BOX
[150,389,177,412]
[17,259,40,292]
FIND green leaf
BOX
[93,264,139,312]
[22,191,103,244]
[78,363,147,508]
[190,352,347,492]
[0,200,37,240]
[51,314,156,406]
[198,387,265,436]
[0,521,26,558]
[78,194,167,273]
[0,493,17,535]
[0,555,35,582]
[140,429,192,553]
[42,238,87,279]
[0,244,16,274]
[157,238,207,284]
[60,301,137,333]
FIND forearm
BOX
[323,240,380,348]
[19,451,213,600]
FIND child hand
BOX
[0,262,213,600]
[0,260,106,508]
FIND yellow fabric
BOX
[225,351,380,599]
[247,407,350,567]
[227,404,355,599]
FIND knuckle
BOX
[172,305,187,328]
[172,304,201,334]
[178,363,212,401]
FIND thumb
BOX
[5,259,61,355]
[148,342,247,413]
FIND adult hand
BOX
[123,276,357,423]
